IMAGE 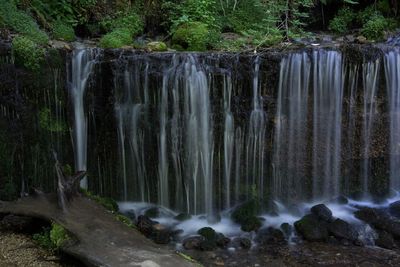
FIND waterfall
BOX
[246,57,266,201]
[273,52,311,203]
[361,59,380,197]
[223,75,234,209]
[68,48,99,189]
[312,50,344,200]
[385,49,400,191]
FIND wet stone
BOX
[311,204,334,222]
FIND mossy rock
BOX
[294,214,329,241]
[231,199,262,232]
[174,213,192,221]
[197,227,217,241]
[144,207,159,218]
[172,22,210,51]
[146,41,167,52]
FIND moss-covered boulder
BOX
[174,213,192,222]
[310,204,333,222]
[294,214,329,241]
[146,41,168,52]
[231,199,262,232]
[197,227,217,241]
[172,22,210,51]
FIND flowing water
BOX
[65,47,400,219]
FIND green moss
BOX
[146,41,168,52]
[0,1,48,45]
[12,36,45,71]
[38,108,67,132]
[329,7,355,34]
[99,28,132,48]
[172,22,213,51]
[115,214,135,228]
[52,21,75,41]
[361,15,396,40]
[231,199,262,232]
[81,189,119,212]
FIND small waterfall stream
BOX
[68,48,100,189]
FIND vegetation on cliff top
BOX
[0,1,399,58]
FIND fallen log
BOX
[0,195,196,267]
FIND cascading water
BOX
[385,48,400,191]
[273,52,311,203]
[361,59,380,197]
[246,57,266,202]
[312,50,344,200]
[68,48,99,189]
[223,75,234,209]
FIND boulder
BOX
[255,227,286,245]
[199,239,218,251]
[389,201,400,218]
[182,236,205,250]
[354,207,400,238]
[328,218,358,242]
[231,199,262,232]
[331,195,349,205]
[197,227,217,241]
[136,215,157,236]
[280,223,293,237]
[149,224,171,244]
[294,214,329,241]
[174,213,192,221]
[311,204,333,222]
[144,207,159,218]
[216,233,230,248]
[375,230,395,249]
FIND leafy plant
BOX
[172,21,212,51]
[33,223,69,251]
[361,14,397,40]
[115,214,135,228]
[52,20,75,41]
[329,7,356,33]
[38,108,67,132]
[12,36,45,71]
[99,28,132,48]
[0,1,48,45]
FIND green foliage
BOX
[12,36,45,71]
[0,1,48,45]
[99,11,143,35]
[81,189,119,212]
[172,21,213,51]
[329,7,355,33]
[146,41,168,52]
[33,223,69,251]
[99,28,132,48]
[361,15,397,40]
[29,0,96,26]
[38,108,67,132]
[115,214,134,228]
[50,223,69,247]
[52,20,75,41]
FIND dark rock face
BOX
[375,230,395,249]
[294,214,329,241]
[182,236,205,250]
[328,219,358,241]
[311,204,334,222]
[354,208,400,238]
[389,201,400,218]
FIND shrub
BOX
[50,223,69,248]
[33,228,53,250]
[38,108,67,132]
[12,36,45,71]
[361,15,397,40]
[99,28,132,48]
[100,11,143,36]
[172,21,213,51]
[0,1,49,45]
[329,7,355,34]
[52,20,75,41]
